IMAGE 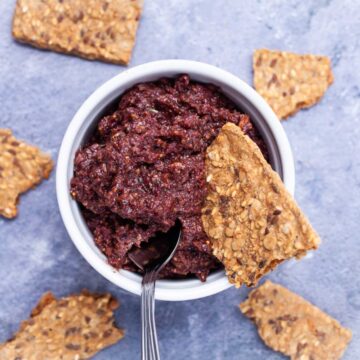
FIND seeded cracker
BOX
[240,281,352,360]
[253,49,333,119]
[0,291,124,360]
[12,0,143,65]
[201,123,320,287]
[0,129,53,219]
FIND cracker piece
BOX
[240,281,352,360]
[253,49,333,119]
[0,129,53,219]
[0,291,124,360]
[201,123,320,287]
[12,0,143,65]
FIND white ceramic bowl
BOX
[56,60,295,301]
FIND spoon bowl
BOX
[128,220,182,273]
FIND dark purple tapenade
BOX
[71,75,267,281]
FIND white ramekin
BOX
[56,60,295,301]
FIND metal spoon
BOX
[128,220,182,360]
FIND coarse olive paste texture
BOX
[71,75,267,281]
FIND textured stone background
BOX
[1,0,359,359]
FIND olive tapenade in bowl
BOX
[56,60,295,301]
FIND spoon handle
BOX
[141,272,160,360]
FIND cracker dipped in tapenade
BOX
[71,75,267,281]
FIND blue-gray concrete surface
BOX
[1,0,359,359]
